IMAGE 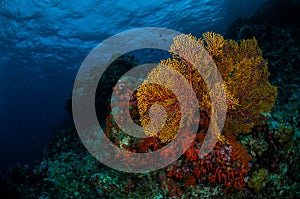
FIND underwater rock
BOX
[64,55,139,121]
[249,0,300,27]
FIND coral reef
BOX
[2,1,299,198]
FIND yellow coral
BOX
[136,32,277,142]
[212,37,277,135]
[202,32,225,58]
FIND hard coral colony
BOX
[105,32,277,195]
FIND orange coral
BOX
[164,132,251,193]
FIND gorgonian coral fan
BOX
[136,32,277,142]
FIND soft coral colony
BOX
[105,32,277,195]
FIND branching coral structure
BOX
[136,32,277,142]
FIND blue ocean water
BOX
[0,0,266,174]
